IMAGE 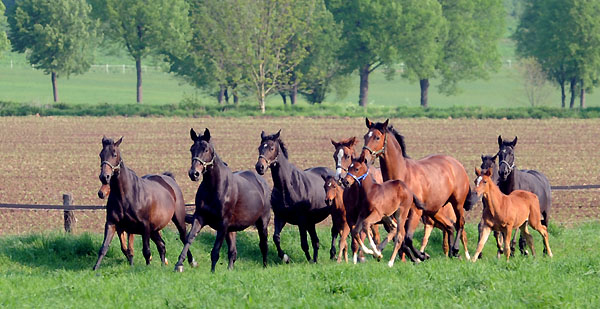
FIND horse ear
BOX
[203,128,211,141]
[102,135,108,144]
[349,136,358,146]
[190,128,198,141]
[475,167,481,176]
[512,136,518,147]
[331,139,339,147]
[481,154,484,161]
[498,135,503,147]
[115,136,123,147]
[383,119,389,128]
[492,153,498,160]
[260,130,266,140]
[274,129,281,139]
[365,117,373,128]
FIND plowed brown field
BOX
[1,116,599,234]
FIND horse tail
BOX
[162,171,175,179]
[464,186,478,211]
[412,194,425,210]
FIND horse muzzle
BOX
[255,162,267,175]
[188,168,202,181]
[98,184,110,199]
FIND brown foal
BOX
[471,168,553,262]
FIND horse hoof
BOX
[359,257,366,263]
[414,259,421,265]
[423,252,431,260]
[387,260,394,268]
[164,258,169,266]
[283,254,290,264]
[190,260,199,268]
[175,265,184,273]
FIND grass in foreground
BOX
[0,222,599,307]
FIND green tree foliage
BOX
[326,0,404,107]
[515,0,600,108]
[7,0,98,102]
[89,0,190,104]
[0,2,10,57]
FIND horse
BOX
[333,137,465,259]
[497,136,552,254]
[471,168,553,262]
[342,155,425,267]
[174,128,271,272]
[255,130,334,263]
[93,136,193,270]
[360,118,478,260]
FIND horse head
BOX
[189,128,216,181]
[342,154,370,187]
[331,137,357,180]
[255,129,285,175]
[361,118,389,163]
[497,135,517,181]
[99,136,123,186]
[322,175,339,207]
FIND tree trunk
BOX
[580,80,585,108]
[136,58,143,104]
[560,80,565,108]
[291,84,297,105]
[224,88,230,103]
[259,84,266,113]
[233,93,239,105]
[358,64,370,107]
[218,84,225,105]
[51,72,58,102]
[280,93,287,105]
[420,79,430,108]
[569,78,576,109]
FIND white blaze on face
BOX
[475,176,482,186]
[335,149,344,178]
[368,131,373,138]
[263,143,268,149]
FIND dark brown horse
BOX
[174,128,271,272]
[360,118,478,260]
[471,168,553,262]
[342,155,425,267]
[93,136,193,270]
[255,130,334,263]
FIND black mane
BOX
[262,133,289,158]
[387,125,409,158]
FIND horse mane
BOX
[386,125,409,158]
[162,171,175,179]
[102,138,114,146]
[338,136,358,148]
[262,133,289,158]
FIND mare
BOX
[471,168,553,261]
[94,136,192,270]
[342,156,425,267]
[360,118,477,260]
[497,136,552,254]
[255,130,334,263]
[174,128,271,272]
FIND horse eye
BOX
[376,136,380,140]
[112,152,117,157]
[204,149,208,153]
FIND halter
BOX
[347,169,369,186]
[335,165,348,173]
[101,160,122,174]
[192,156,214,173]
[362,131,387,158]
[499,159,515,175]
[258,154,278,167]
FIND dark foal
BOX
[255,130,334,263]
[93,136,193,270]
[175,128,271,272]
[498,136,552,255]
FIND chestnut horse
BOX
[174,128,271,272]
[255,130,334,263]
[471,168,553,261]
[360,119,477,260]
[497,136,552,255]
[342,156,425,267]
[93,136,193,270]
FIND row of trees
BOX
[4,0,596,110]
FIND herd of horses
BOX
[92,118,553,272]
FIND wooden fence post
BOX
[63,193,76,233]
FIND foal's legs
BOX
[529,219,553,258]
[471,224,492,262]
[272,216,289,263]
[503,226,514,261]
[419,220,434,255]
[520,224,536,256]
[210,229,227,272]
[307,224,320,263]
[403,208,428,261]
[175,215,204,272]
[150,231,167,265]
[330,226,338,260]
[225,232,237,270]
[338,224,350,263]
[93,223,116,270]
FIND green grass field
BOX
[1,222,598,307]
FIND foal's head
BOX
[474,167,494,197]
[342,155,370,187]
[480,154,497,175]
[323,175,340,207]
[331,137,357,179]
[255,130,287,175]
[99,136,123,186]
[361,118,389,163]
[189,128,216,181]
[497,135,517,180]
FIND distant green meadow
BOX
[1,222,599,307]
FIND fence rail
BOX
[0,202,196,210]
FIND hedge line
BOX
[1,101,599,119]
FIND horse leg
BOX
[541,210,549,255]
[93,223,116,270]
[117,230,133,266]
[141,231,152,265]
[450,203,466,258]
[504,226,513,261]
[127,233,135,263]
[420,219,434,256]
[298,224,312,262]
[376,216,396,251]
[338,224,350,263]
[471,224,492,262]
[175,215,204,272]
[225,232,237,270]
[273,216,289,263]
[529,218,553,258]
[461,228,470,260]
[403,208,427,261]
[256,217,269,268]
[519,224,535,257]
[210,229,227,272]
[150,231,167,265]
[330,225,338,260]
[494,231,503,259]
[352,220,374,256]
[173,209,196,268]
[307,224,320,263]
[371,224,381,246]
[387,209,405,267]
